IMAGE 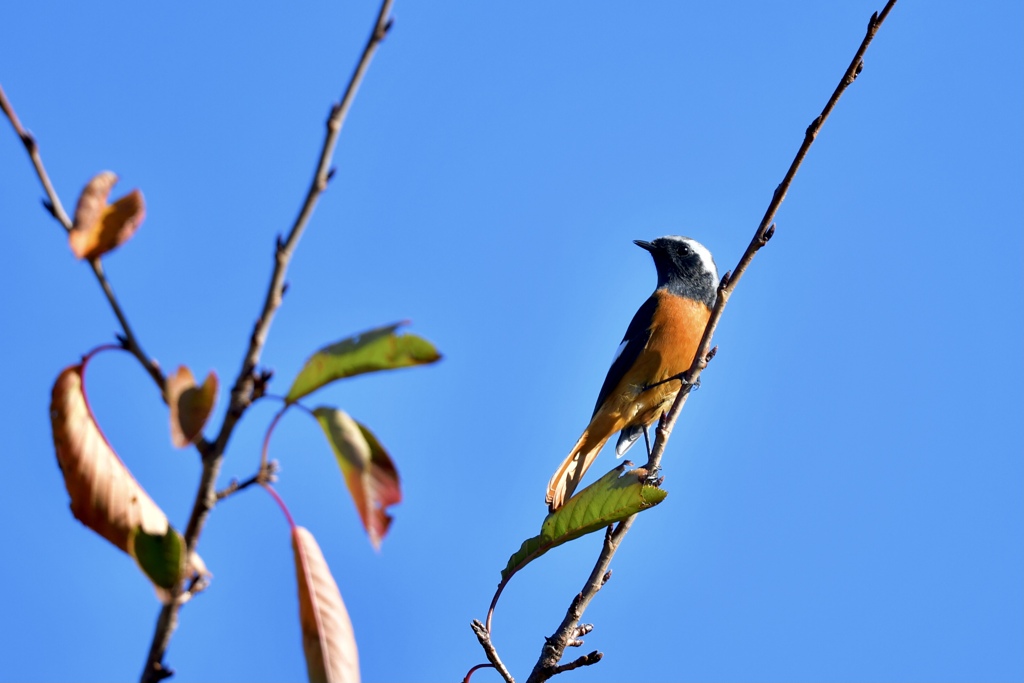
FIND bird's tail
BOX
[545,430,610,512]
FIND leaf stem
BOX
[262,484,297,530]
[463,663,496,683]
[260,406,290,473]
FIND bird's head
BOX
[634,235,719,308]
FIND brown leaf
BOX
[50,364,168,550]
[165,366,218,448]
[293,526,360,683]
[69,171,145,260]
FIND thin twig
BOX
[138,2,395,680]
[225,0,395,422]
[518,2,900,680]
[471,620,516,683]
[551,651,602,675]
[524,523,626,683]
[89,259,168,393]
[0,84,169,396]
[215,460,280,501]
[0,83,73,230]
[646,1,900,465]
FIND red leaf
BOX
[292,526,360,683]
[312,408,401,550]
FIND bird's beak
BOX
[633,239,654,252]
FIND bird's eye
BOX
[679,243,690,254]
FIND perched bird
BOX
[545,236,719,511]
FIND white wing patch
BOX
[611,339,629,365]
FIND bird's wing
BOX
[591,294,657,418]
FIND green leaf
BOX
[130,526,186,589]
[501,464,667,583]
[313,407,402,550]
[286,322,441,403]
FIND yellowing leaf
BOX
[69,171,145,260]
[286,323,441,404]
[293,525,360,683]
[165,366,218,448]
[313,408,400,550]
[50,364,206,589]
[501,464,667,583]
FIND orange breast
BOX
[599,290,711,432]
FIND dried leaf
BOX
[69,171,145,259]
[50,364,206,588]
[501,464,667,583]
[293,526,360,683]
[312,408,400,550]
[51,364,168,549]
[165,366,218,448]
[286,322,441,404]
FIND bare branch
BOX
[215,460,279,501]
[0,83,73,230]
[0,84,170,397]
[89,259,168,393]
[471,620,516,683]
[139,1,396,680]
[524,521,630,683]
[518,2,900,680]
[226,0,395,416]
[551,651,602,675]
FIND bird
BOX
[545,235,719,511]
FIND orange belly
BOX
[588,290,711,440]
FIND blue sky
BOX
[1,1,1021,682]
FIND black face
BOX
[635,236,718,308]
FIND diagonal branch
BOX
[1,84,169,396]
[226,0,395,416]
[519,2,900,680]
[471,620,516,683]
[140,1,396,681]
[0,83,73,230]
[90,259,168,393]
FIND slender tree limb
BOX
[471,620,516,683]
[227,0,394,412]
[89,259,168,393]
[524,524,625,683]
[0,83,73,230]
[139,2,395,680]
[551,651,603,675]
[1,84,170,398]
[215,460,279,501]
[647,2,899,459]
[518,2,900,680]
